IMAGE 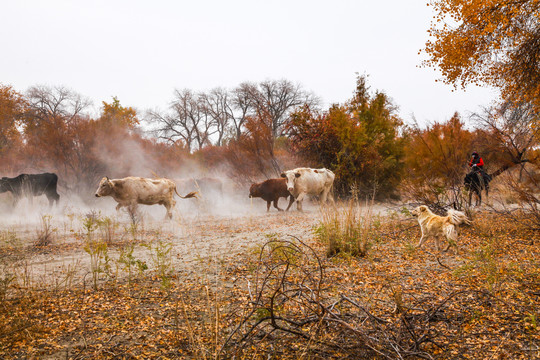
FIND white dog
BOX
[411,205,471,251]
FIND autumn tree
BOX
[22,85,92,176]
[287,76,405,198]
[100,96,139,128]
[424,0,540,114]
[0,85,26,173]
[402,113,474,208]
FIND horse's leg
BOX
[478,188,482,206]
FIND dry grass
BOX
[315,200,379,257]
[0,206,538,359]
[34,215,55,247]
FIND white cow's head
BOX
[95,177,114,197]
[280,171,301,193]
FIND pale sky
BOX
[1,0,498,126]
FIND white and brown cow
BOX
[94,176,197,219]
[280,168,335,211]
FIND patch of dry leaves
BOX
[0,211,538,359]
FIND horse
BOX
[464,169,491,206]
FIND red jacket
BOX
[469,156,484,168]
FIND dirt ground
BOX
[0,192,369,286]
[1,191,538,359]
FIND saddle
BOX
[468,167,491,187]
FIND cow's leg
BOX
[295,193,306,212]
[273,199,283,211]
[327,190,335,206]
[321,188,335,206]
[266,201,271,212]
[285,196,294,211]
[115,203,125,212]
[320,190,328,205]
[164,202,173,219]
[46,193,59,207]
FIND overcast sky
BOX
[1,0,498,126]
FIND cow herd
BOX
[0,167,336,218]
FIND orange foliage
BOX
[287,76,405,198]
[404,113,473,186]
[0,84,26,173]
[101,96,139,128]
[424,0,540,117]
[401,113,474,206]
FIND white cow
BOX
[95,176,197,219]
[280,168,335,211]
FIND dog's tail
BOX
[447,209,471,226]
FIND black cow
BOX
[0,173,60,207]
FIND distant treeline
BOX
[0,76,538,202]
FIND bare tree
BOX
[147,79,319,150]
[26,85,91,126]
[471,101,539,177]
[251,79,318,139]
[230,82,256,140]
[200,88,232,146]
[147,89,217,152]
[232,80,319,140]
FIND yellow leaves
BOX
[101,96,139,128]
[425,0,540,106]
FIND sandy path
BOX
[0,198,326,286]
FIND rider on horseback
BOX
[469,151,484,170]
[468,151,491,183]
[465,151,491,205]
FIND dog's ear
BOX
[420,205,427,212]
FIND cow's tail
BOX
[175,186,198,199]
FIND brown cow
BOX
[249,178,294,212]
[94,176,197,219]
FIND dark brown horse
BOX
[464,170,491,206]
